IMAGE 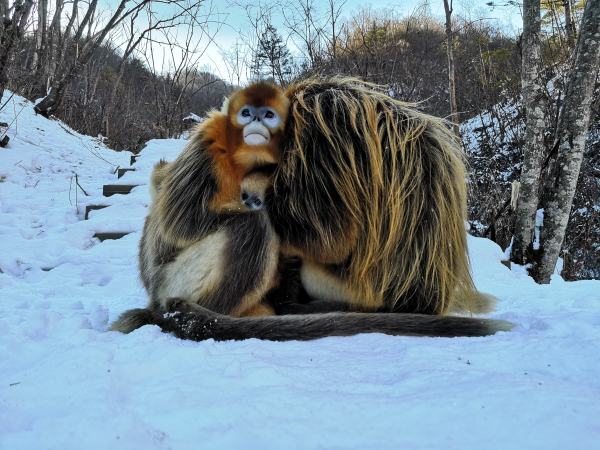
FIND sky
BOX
[102,0,524,82]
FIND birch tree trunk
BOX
[443,0,460,137]
[534,0,600,283]
[510,0,547,265]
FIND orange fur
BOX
[195,83,289,211]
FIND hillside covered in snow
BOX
[1,94,599,449]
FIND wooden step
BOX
[500,260,511,269]
[93,232,132,242]
[130,155,139,165]
[117,168,135,179]
[85,205,109,220]
[103,185,137,197]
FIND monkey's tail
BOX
[108,308,154,334]
[155,299,515,342]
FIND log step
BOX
[117,168,135,178]
[117,169,135,178]
[130,155,139,165]
[500,260,511,269]
[93,232,132,242]
[85,205,109,220]
[103,185,137,197]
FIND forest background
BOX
[0,0,598,282]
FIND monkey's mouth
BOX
[244,133,269,146]
[243,122,271,146]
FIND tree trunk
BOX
[34,0,130,116]
[564,0,574,48]
[102,59,129,138]
[443,0,460,137]
[0,0,6,55]
[43,0,65,86]
[0,0,6,102]
[0,0,34,100]
[31,0,48,73]
[511,0,547,265]
[534,0,600,283]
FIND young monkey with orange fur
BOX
[109,82,290,333]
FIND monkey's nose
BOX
[242,192,263,210]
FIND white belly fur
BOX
[158,231,228,306]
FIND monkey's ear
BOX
[220,96,230,114]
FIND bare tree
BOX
[101,2,200,138]
[326,0,346,66]
[142,17,226,139]
[280,0,326,70]
[442,0,460,137]
[510,0,548,265]
[33,0,201,117]
[535,0,600,283]
[220,39,248,86]
[31,0,47,73]
[563,0,574,48]
[0,0,35,102]
[235,0,285,80]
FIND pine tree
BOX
[252,24,293,84]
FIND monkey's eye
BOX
[258,107,280,129]
[241,192,249,200]
[237,105,255,125]
[253,198,262,207]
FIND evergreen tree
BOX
[252,24,293,84]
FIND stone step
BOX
[85,205,109,220]
[103,185,137,197]
[93,232,132,242]
[117,168,135,179]
[130,155,139,165]
[500,260,511,269]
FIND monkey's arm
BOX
[156,143,238,247]
[154,298,515,341]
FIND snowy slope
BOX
[1,94,599,450]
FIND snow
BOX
[183,112,202,122]
[1,93,599,449]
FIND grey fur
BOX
[155,299,516,341]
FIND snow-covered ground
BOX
[1,94,599,449]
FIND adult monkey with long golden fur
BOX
[151,78,514,340]
[109,82,291,333]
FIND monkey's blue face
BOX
[236,105,281,130]
[241,191,264,210]
[237,106,282,146]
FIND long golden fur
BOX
[267,78,480,315]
